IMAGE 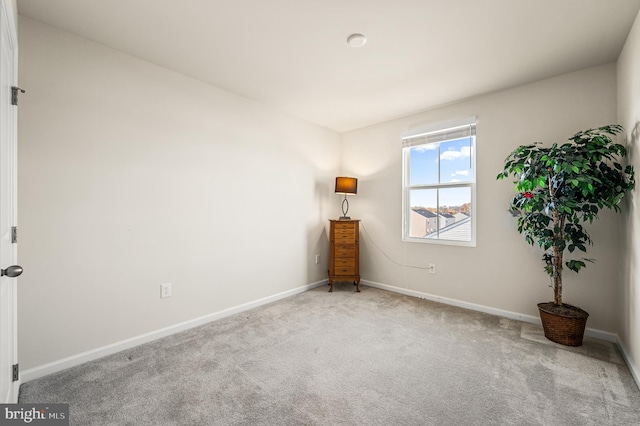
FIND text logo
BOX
[0,404,68,426]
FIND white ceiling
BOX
[17,0,640,132]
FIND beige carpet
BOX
[19,284,640,425]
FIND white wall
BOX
[342,63,621,332]
[617,9,640,383]
[17,17,340,370]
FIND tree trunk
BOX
[552,209,563,306]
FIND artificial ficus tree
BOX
[497,125,635,306]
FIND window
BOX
[402,117,476,245]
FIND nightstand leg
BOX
[355,279,360,292]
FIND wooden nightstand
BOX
[328,219,360,292]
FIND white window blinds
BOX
[402,117,476,148]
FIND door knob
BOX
[1,265,23,278]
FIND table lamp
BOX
[335,177,358,219]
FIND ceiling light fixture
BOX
[347,33,366,48]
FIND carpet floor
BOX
[19,285,640,425]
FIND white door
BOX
[0,0,19,404]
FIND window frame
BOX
[401,117,477,246]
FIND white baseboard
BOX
[21,280,327,383]
[361,279,619,343]
[616,337,640,390]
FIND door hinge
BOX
[11,86,25,106]
[12,364,19,382]
[11,226,17,244]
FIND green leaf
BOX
[566,260,587,273]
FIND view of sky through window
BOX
[409,137,472,209]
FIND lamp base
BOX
[339,216,351,220]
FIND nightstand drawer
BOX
[334,222,355,230]
[335,244,355,258]
[335,233,355,243]
[334,227,355,235]
[335,267,355,275]
[334,258,355,268]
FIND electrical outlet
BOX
[428,264,436,274]
[160,282,172,298]
[315,254,321,264]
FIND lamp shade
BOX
[335,177,358,195]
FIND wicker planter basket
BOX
[537,302,589,347]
